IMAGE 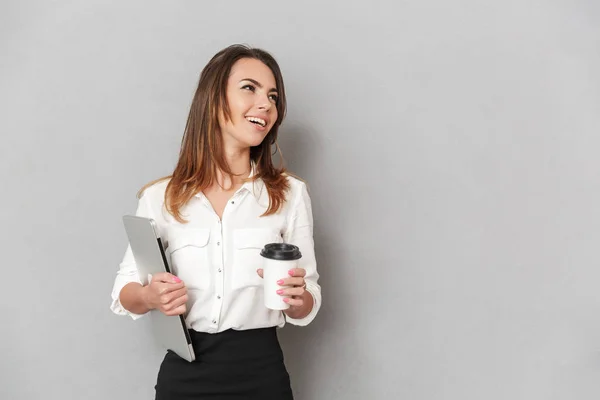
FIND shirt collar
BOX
[193,162,265,202]
[241,162,265,202]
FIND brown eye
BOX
[242,84,255,91]
[269,94,278,103]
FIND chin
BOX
[236,133,270,149]
[245,138,267,148]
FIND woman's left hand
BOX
[257,267,307,307]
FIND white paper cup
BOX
[260,243,303,311]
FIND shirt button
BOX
[231,201,235,204]
[217,295,221,299]
[217,241,220,246]
[212,320,217,324]
[218,268,222,272]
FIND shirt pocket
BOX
[232,228,282,291]
[167,228,211,291]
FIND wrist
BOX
[140,285,153,311]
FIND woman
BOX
[110,44,321,399]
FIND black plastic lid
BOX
[260,243,302,261]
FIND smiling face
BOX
[218,57,279,150]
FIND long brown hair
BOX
[138,44,290,223]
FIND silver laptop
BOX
[122,215,195,362]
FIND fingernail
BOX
[276,289,284,295]
[283,298,290,303]
[173,276,181,283]
[288,270,294,276]
[277,279,284,285]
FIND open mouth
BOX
[245,116,267,127]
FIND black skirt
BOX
[155,327,293,400]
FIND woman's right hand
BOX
[142,272,188,316]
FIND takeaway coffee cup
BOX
[260,243,302,310]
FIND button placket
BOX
[211,216,225,328]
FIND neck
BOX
[214,147,251,190]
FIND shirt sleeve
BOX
[109,193,151,320]
[283,181,322,326]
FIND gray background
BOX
[1,0,599,399]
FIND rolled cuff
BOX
[110,277,147,320]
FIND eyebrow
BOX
[240,78,278,93]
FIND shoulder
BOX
[282,173,311,205]
[280,174,313,221]
[136,178,172,222]
[283,173,307,190]
[138,177,171,203]
[283,173,309,195]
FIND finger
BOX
[278,277,304,287]
[152,272,182,284]
[287,268,306,278]
[165,303,187,316]
[283,297,304,307]
[159,287,187,305]
[277,287,305,297]
[256,269,264,278]
[155,281,185,296]
[163,291,189,311]
[165,287,188,304]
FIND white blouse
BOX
[110,173,321,333]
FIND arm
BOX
[110,193,151,319]
[110,191,187,318]
[282,181,322,326]
[119,282,151,315]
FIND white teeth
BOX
[246,117,266,127]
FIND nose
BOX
[257,94,272,111]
